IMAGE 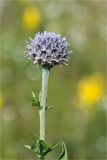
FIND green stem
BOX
[40,156,44,160]
[39,68,49,141]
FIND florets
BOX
[26,31,71,68]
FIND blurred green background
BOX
[0,0,106,159]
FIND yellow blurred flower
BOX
[77,74,104,109]
[0,96,4,110]
[22,7,41,31]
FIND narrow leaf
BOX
[50,142,59,150]
[32,91,37,107]
[32,91,36,99]
[46,106,54,110]
[31,92,41,109]
[24,145,31,150]
[30,133,36,141]
[58,141,68,160]
[39,140,49,154]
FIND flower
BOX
[77,74,104,109]
[26,31,71,68]
[23,7,41,31]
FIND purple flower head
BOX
[26,31,71,68]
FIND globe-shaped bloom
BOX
[26,31,71,68]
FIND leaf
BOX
[31,142,39,153]
[24,139,60,158]
[40,141,59,156]
[46,106,54,110]
[39,140,49,155]
[32,91,37,106]
[30,134,39,153]
[30,133,36,141]
[31,91,41,109]
[58,141,68,160]
[50,142,59,150]
[38,140,56,156]
[24,145,31,150]
[32,91,36,99]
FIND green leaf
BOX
[32,91,37,106]
[39,140,49,155]
[24,134,36,151]
[40,141,59,156]
[46,106,54,110]
[38,140,56,156]
[24,145,31,150]
[24,139,60,158]
[30,134,39,152]
[31,91,41,109]
[31,142,39,153]
[50,142,59,150]
[30,139,49,156]
[58,141,68,160]
[30,133,36,141]
[32,91,36,99]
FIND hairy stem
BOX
[39,68,49,141]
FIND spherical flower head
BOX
[26,31,71,68]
